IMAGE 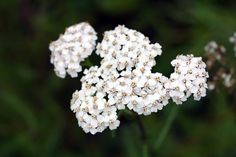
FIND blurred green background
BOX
[1,0,236,157]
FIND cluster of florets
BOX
[168,55,208,104]
[96,26,169,115]
[50,22,209,134]
[70,66,120,134]
[49,22,97,78]
[229,32,236,56]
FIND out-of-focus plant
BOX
[204,33,236,93]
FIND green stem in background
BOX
[142,144,148,157]
[153,106,178,151]
[136,116,149,157]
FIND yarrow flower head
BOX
[49,22,209,134]
[49,22,97,78]
[70,66,120,134]
[95,25,168,115]
[168,55,208,104]
[96,25,162,71]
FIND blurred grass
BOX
[0,0,236,157]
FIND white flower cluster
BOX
[96,26,169,115]
[49,22,97,78]
[70,66,120,134]
[68,25,209,134]
[229,32,236,56]
[168,55,208,104]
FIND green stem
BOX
[142,143,148,157]
[136,116,149,157]
[154,106,178,151]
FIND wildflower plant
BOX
[49,22,209,134]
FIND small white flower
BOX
[204,41,218,53]
[204,41,226,61]
[229,32,236,44]
[229,32,236,56]
[222,73,235,88]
